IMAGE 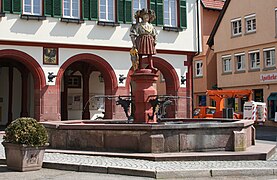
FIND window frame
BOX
[231,18,242,37]
[245,14,256,34]
[195,60,203,77]
[222,55,232,73]
[23,0,42,15]
[99,0,115,22]
[249,50,260,70]
[263,48,276,68]
[163,0,177,27]
[63,0,80,19]
[235,53,245,71]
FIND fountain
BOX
[42,9,274,160]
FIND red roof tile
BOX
[201,0,225,10]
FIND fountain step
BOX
[45,142,275,161]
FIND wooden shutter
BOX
[150,0,156,25]
[12,0,21,13]
[150,0,163,26]
[90,0,98,20]
[117,0,124,22]
[180,0,187,28]
[53,0,61,17]
[44,0,53,16]
[3,0,12,12]
[156,0,163,26]
[83,0,90,19]
[125,0,132,23]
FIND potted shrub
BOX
[2,117,49,171]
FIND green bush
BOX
[3,117,48,146]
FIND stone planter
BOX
[2,142,48,171]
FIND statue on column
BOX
[130,8,158,73]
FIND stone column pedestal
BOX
[131,69,158,123]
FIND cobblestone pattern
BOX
[1,134,277,172]
[42,152,277,171]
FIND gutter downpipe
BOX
[191,0,200,117]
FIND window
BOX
[264,48,275,67]
[133,0,146,22]
[195,60,203,77]
[67,75,81,88]
[99,0,114,21]
[23,0,42,15]
[231,18,242,36]
[151,0,186,28]
[235,53,245,71]
[198,95,206,106]
[222,55,232,73]
[63,0,79,18]
[164,0,177,27]
[245,14,256,33]
[249,50,260,69]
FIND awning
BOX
[267,93,277,101]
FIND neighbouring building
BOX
[0,0,200,125]
[193,0,224,108]
[208,0,277,125]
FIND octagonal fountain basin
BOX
[42,119,255,153]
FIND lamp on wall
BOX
[98,74,104,83]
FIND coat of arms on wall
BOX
[43,47,58,65]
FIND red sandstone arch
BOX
[56,53,118,119]
[0,49,46,121]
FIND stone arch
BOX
[0,49,46,121]
[56,53,118,119]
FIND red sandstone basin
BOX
[41,119,255,153]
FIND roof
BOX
[201,0,225,10]
[207,0,231,47]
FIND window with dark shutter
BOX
[12,0,21,13]
[53,0,61,17]
[90,0,98,20]
[150,0,163,26]
[82,0,90,19]
[3,0,12,12]
[44,0,53,16]
[118,0,132,23]
[180,0,187,28]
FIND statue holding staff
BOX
[130,8,158,72]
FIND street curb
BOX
[156,169,211,179]
[211,168,275,177]
[43,162,157,178]
[42,161,277,179]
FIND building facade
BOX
[0,0,200,125]
[193,0,224,107]
[208,0,277,125]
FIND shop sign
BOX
[260,73,277,82]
